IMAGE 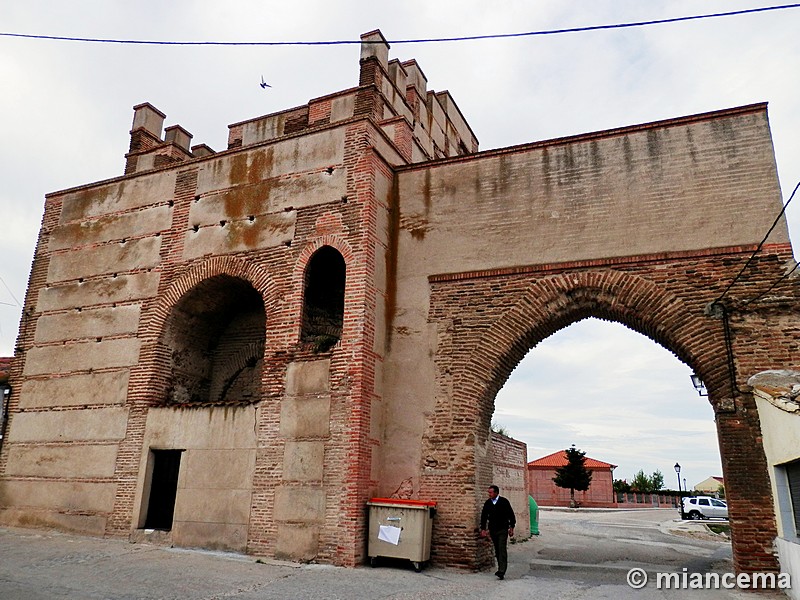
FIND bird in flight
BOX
[260,76,271,89]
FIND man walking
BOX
[480,484,516,579]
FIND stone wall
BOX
[489,432,530,538]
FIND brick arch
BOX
[108,256,280,535]
[137,256,279,405]
[153,255,280,319]
[294,236,355,282]
[459,270,727,429]
[421,268,778,574]
[289,236,355,344]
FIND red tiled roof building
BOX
[527,450,617,508]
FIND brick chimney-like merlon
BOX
[132,103,165,138]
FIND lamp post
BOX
[675,462,685,519]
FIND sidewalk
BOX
[0,524,783,600]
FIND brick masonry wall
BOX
[394,105,788,275]
[381,104,797,573]
[419,247,797,573]
[0,110,385,567]
[529,468,615,507]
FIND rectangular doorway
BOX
[144,449,182,530]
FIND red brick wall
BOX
[528,466,615,507]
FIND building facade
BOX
[694,476,725,495]
[527,451,616,508]
[0,30,798,574]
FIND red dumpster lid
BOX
[368,498,437,507]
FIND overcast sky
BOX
[3,1,798,488]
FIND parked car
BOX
[680,496,728,520]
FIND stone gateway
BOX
[0,30,798,577]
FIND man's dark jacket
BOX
[480,496,516,532]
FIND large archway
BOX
[419,268,778,573]
[494,317,722,494]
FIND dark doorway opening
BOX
[144,449,183,530]
[301,246,346,347]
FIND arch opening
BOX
[301,245,346,349]
[160,274,266,406]
[493,317,722,509]
[419,271,782,573]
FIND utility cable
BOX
[719,303,746,402]
[0,276,22,308]
[712,180,800,307]
[709,179,799,403]
[742,260,800,305]
[1,4,799,47]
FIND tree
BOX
[631,469,653,493]
[613,479,631,493]
[553,445,593,507]
[651,470,665,492]
[630,469,664,493]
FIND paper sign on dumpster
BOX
[378,525,402,545]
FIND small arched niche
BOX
[301,246,346,350]
[161,275,266,405]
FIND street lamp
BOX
[690,373,708,396]
[675,462,685,520]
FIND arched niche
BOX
[160,274,266,405]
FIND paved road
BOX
[0,509,786,599]
[531,507,731,574]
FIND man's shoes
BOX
[495,571,504,580]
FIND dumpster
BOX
[366,498,437,572]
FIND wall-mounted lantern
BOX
[690,373,708,397]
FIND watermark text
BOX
[626,567,791,590]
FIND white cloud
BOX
[495,318,721,485]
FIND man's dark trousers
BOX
[489,527,509,575]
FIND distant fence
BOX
[537,492,686,509]
[616,492,680,507]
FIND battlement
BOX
[124,29,478,175]
[124,102,214,174]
